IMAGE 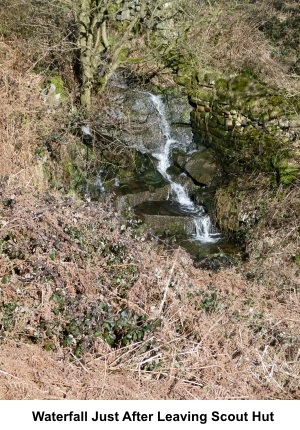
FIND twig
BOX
[0,369,19,380]
[156,248,179,317]
[0,369,48,394]
[198,315,224,348]
[100,358,107,398]
[70,353,89,373]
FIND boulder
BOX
[134,201,196,237]
[184,149,221,186]
[116,185,170,209]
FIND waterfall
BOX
[148,93,220,244]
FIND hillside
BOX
[0,0,300,399]
[1,181,299,399]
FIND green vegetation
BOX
[46,292,156,354]
[187,284,224,314]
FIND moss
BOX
[107,3,120,14]
[164,220,186,237]
[208,116,224,128]
[230,75,249,93]
[236,129,285,171]
[215,185,240,233]
[63,161,85,191]
[267,94,285,108]
[240,68,259,79]
[294,254,300,266]
[215,78,229,92]
[215,78,230,100]
[47,75,67,101]
[174,74,192,88]
[209,126,229,141]
[188,67,300,183]
[203,72,220,86]
[278,167,299,186]
[259,112,270,123]
[190,88,213,104]
[0,23,11,37]
[273,158,300,186]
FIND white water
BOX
[95,172,105,193]
[148,93,220,244]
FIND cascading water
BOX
[148,93,220,244]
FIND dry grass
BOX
[0,38,47,187]
[0,37,80,193]
[216,172,300,292]
[183,0,300,93]
[243,180,300,290]
[0,187,299,399]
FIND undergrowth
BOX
[0,187,299,399]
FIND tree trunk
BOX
[78,0,93,109]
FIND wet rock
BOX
[163,93,194,146]
[192,186,217,214]
[194,254,233,271]
[173,172,196,196]
[184,149,221,186]
[166,165,181,177]
[116,185,170,209]
[107,87,194,153]
[103,148,168,194]
[117,92,165,152]
[135,201,196,237]
[172,148,188,169]
[118,169,168,194]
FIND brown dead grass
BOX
[184,0,300,93]
[0,186,299,399]
[0,37,73,191]
[0,38,44,186]
[243,180,300,291]
[216,174,300,291]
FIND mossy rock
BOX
[116,185,170,209]
[193,186,217,215]
[174,74,193,88]
[184,148,221,186]
[215,185,240,233]
[236,128,288,172]
[166,165,181,177]
[189,88,213,105]
[118,168,168,194]
[134,201,195,237]
[230,75,249,93]
[273,157,300,185]
[47,75,68,101]
[172,148,188,169]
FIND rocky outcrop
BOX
[104,86,193,153]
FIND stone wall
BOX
[116,0,145,21]
[116,0,179,42]
[116,0,175,21]
[189,73,300,185]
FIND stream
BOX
[100,79,239,259]
[147,93,220,244]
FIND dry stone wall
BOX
[189,73,300,185]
